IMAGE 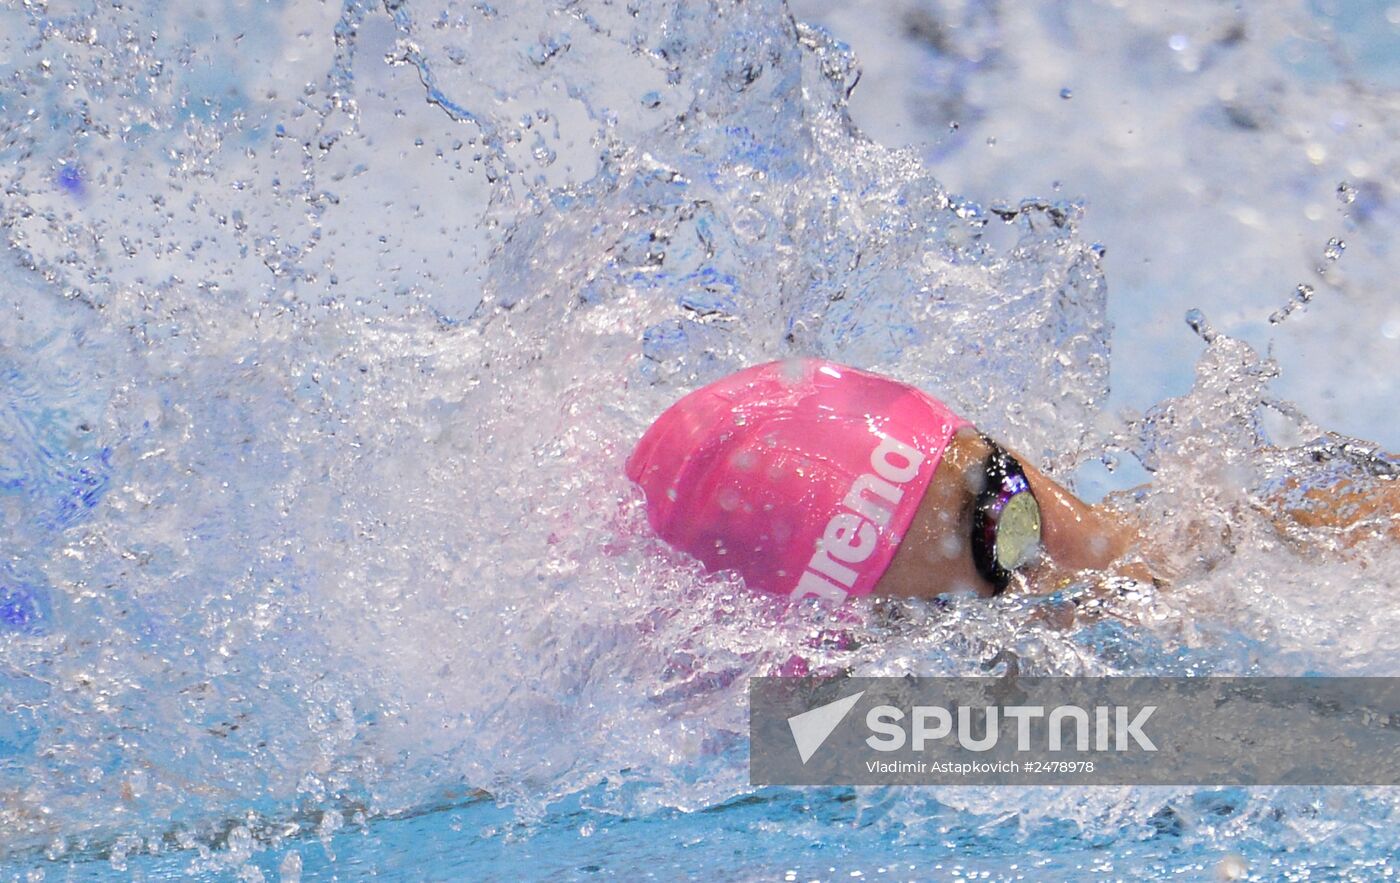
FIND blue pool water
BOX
[2,0,1399,879]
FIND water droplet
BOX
[1269,284,1316,324]
[640,91,661,109]
[279,851,303,883]
[1059,87,1073,100]
[1184,308,1217,342]
[57,164,83,195]
[1216,853,1248,880]
[1323,237,1345,262]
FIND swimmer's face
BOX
[875,427,1137,599]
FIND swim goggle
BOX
[971,437,1043,594]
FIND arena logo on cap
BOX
[791,432,924,602]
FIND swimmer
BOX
[627,359,1396,610]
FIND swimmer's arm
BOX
[1263,475,1399,546]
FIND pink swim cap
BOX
[627,359,970,603]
